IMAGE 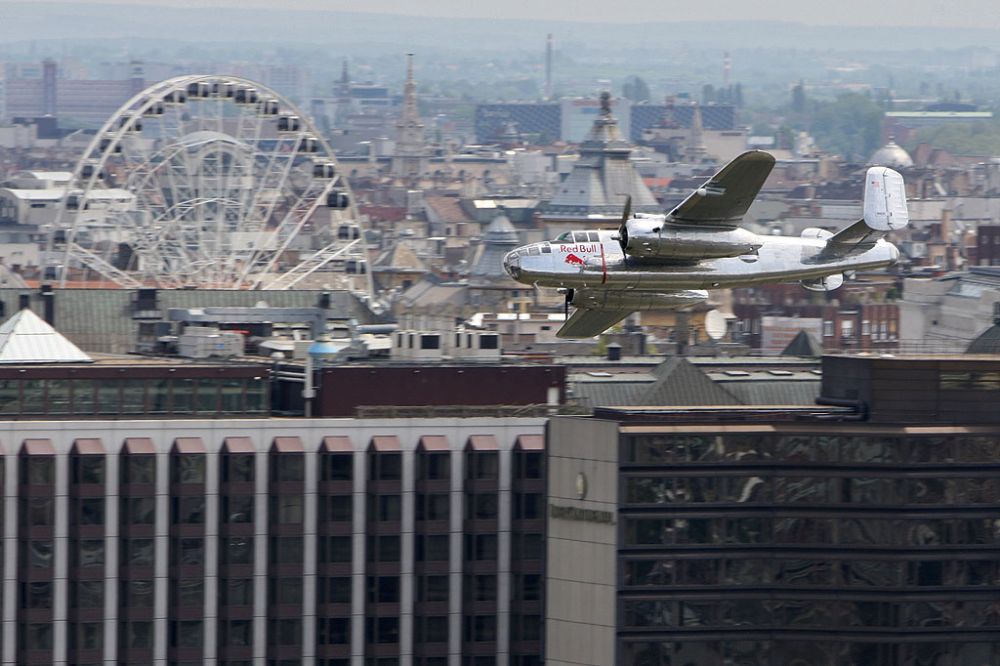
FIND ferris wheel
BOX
[48,74,372,295]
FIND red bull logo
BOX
[564,253,585,266]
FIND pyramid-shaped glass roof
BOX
[0,308,93,363]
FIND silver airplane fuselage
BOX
[502,229,900,290]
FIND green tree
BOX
[809,93,882,161]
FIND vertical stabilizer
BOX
[863,166,909,231]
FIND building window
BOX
[366,575,400,603]
[463,615,496,643]
[222,453,255,483]
[322,454,353,481]
[365,617,399,644]
[369,452,402,481]
[318,576,351,604]
[123,456,155,484]
[861,320,871,336]
[842,320,854,339]
[172,455,205,484]
[223,495,254,523]
[823,320,834,337]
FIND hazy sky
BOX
[17,0,1000,29]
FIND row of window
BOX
[21,449,543,485]
[622,598,1000,629]
[624,516,1000,547]
[623,557,1000,588]
[0,377,268,416]
[623,475,1000,505]
[620,641,1000,666]
[624,434,1000,465]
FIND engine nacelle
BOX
[622,217,761,260]
[571,289,708,311]
[801,274,844,292]
[801,227,834,241]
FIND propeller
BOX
[617,195,632,251]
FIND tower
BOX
[723,51,732,88]
[42,58,57,116]
[391,53,428,179]
[544,34,553,101]
[684,102,708,163]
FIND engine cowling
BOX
[622,217,761,260]
[801,274,844,292]
[571,289,708,311]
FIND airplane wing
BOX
[669,151,775,228]
[557,308,632,339]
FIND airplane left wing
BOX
[669,151,775,228]
[557,308,631,339]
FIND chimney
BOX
[606,342,622,362]
[40,284,54,326]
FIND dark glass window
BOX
[318,576,351,604]
[367,535,401,563]
[418,575,449,602]
[71,580,104,608]
[171,537,205,566]
[270,577,304,605]
[369,452,402,481]
[464,534,497,561]
[463,615,496,643]
[365,617,399,644]
[222,536,253,565]
[270,536,303,564]
[416,616,448,643]
[75,497,105,526]
[124,497,156,524]
[269,618,301,646]
[223,495,254,523]
[122,538,154,566]
[73,456,104,484]
[172,454,205,484]
[317,617,350,645]
[417,493,450,521]
[222,454,254,483]
[320,536,352,563]
[170,620,203,648]
[323,454,353,481]
[173,578,204,607]
[75,539,105,567]
[123,456,155,484]
[222,578,253,606]
[417,534,449,562]
[272,454,304,482]
[320,495,353,522]
[467,452,498,480]
[366,575,400,603]
[368,494,401,522]
[271,495,304,524]
[121,580,154,608]
[172,496,205,524]
[464,574,497,602]
[419,452,450,480]
[119,620,152,648]
[22,457,54,485]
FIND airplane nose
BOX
[502,251,521,280]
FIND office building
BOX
[546,354,1000,665]
[2,417,545,665]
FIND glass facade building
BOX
[547,354,1000,666]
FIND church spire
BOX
[392,53,428,178]
[685,101,708,163]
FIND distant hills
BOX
[4,2,1000,53]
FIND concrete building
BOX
[0,416,545,666]
[546,354,1000,665]
[899,267,1000,350]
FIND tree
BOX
[808,93,882,161]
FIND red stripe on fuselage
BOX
[600,243,607,284]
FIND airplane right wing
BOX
[556,308,632,339]
[669,151,776,228]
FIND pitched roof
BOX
[781,330,825,357]
[639,357,741,406]
[0,308,92,363]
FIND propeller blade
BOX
[617,195,632,250]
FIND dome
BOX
[869,140,913,168]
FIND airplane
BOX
[502,150,908,338]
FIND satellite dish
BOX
[704,309,727,340]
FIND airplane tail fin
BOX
[823,166,909,256]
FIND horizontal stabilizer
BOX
[557,308,631,339]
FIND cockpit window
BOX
[556,231,572,242]
[527,245,540,256]
[587,232,600,242]
[573,231,590,242]
[541,244,551,254]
